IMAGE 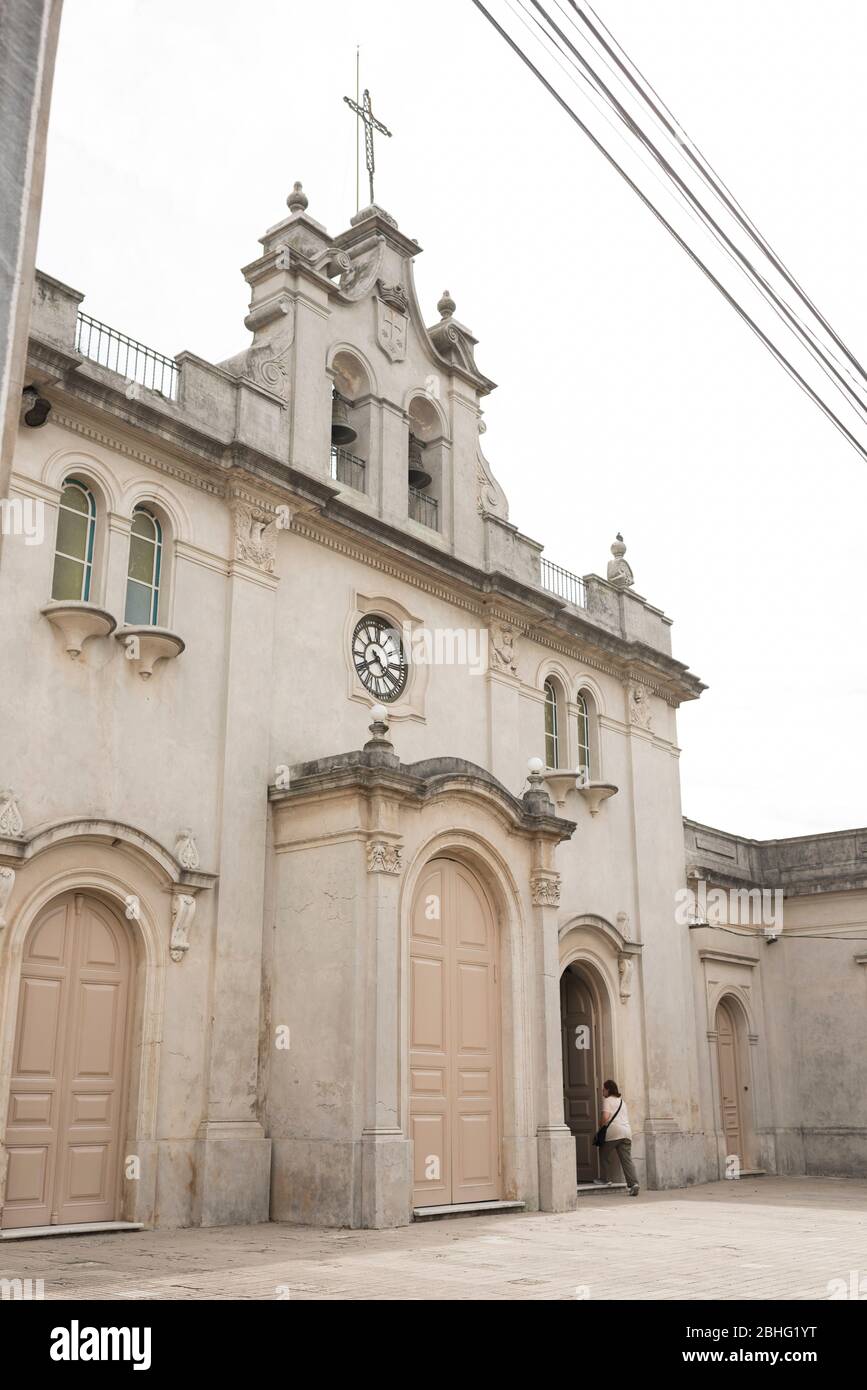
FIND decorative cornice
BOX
[698,949,759,968]
[51,410,226,498]
[0,817,217,891]
[271,753,575,846]
[40,391,697,702]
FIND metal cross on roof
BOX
[343,87,392,207]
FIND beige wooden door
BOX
[410,858,501,1207]
[716,999,742,1162]
[2,894,131,1230]
[560,968,599,1182]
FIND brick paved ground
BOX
[2,1177,865,1301]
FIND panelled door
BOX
[409,858,501,1208]
[560,968,600,1182]
[715,1000,743,1163]
[2,893,131,1230]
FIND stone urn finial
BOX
[364,703,393,751]
[287,181,309,214]
[523,756,555,815]
[607,532,634,590]
[437,288,456,319]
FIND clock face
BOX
[352,615,408,702]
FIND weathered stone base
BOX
[270,1138,360,1227]
[361,1133,413,1228]
[644,1127,718,1189]
[194,1123,271,1227]
[537,1125,578,1211]
[802,1129,867,1177]
[503,1135,539,1210]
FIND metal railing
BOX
[540,557,587,608]
[330,446,367,492]
[408,486,439,530]
[75,312,180,400]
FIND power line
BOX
[690,923,867,943]
[575,0,867,389]
[523,0,867,424]
[469,0,867,465]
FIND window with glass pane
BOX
[577,692,591,778]
[51,479,96,601]
[125,508,162,624]
[544,679,560,768]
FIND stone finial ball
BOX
[287,181,308,213]
[437,289,456,318]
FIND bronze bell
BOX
[408,432,432,489]
[331,390,358,447]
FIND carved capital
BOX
[489,622,519,675]
[231,500,277,573]
[367,840,402,875]
[170,892,196,962]
[628,682,652,730]
[530,870,561,907]
[0,867,15,928]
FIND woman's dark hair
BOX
[603,1079,621,1097]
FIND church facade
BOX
[0,185,864,1233]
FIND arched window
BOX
[544,678,561,768]
[51,477,96,601]
[576,691,591,779]
[125,507,162,624]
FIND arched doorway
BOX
[560,965,601,1182]
[715,998,744,1166]
[409,857,502,1208]
[2,892,132,1230]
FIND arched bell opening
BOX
[330,351,372,495]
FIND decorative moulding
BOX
[576,781,619,817]
[40,601,116,658]
[116,626,185,679]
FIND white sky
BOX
[37,0,867,839]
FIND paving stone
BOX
[0,1177,864,1301]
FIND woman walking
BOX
[600,1079,640,1196]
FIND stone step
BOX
[0,1221,144,1241]
[576,1182,628,1196]
[413,1199,526,1221]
